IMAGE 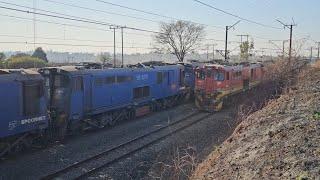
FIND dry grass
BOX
[312,60,320,68]
[148,147,198,180]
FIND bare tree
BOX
[98,53,111,65]
[154,21,205,62]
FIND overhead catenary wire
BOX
[0,3,162,34]
[0,6,231,42]
[192,0,282,29]
[41,0,159,24]
[0,1,311,55]
[40,0,225,33]
[95,0,224,30]
[0,12,234,46]
[0,41,155,49]
[0,34,151,46]
[0,13,155,37]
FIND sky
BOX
[0,0,319,56]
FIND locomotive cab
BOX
[0,69,48,156]
[39,67,72,138]
[195,66,227,112]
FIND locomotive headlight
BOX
[55,89,64,96]
[54,88,66,100]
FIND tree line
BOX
[0,47,48,69]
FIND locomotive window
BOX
[23,82,43,117]
[206,70,212,78]
[143,86,150,97]
[233,71,242,80]
[157,72,163,84]
[95,78,104,87]
[214,72,225,81]
[54,75,68,87]
[133,86,150,99]
[179,69,185,85]
[105,76,116,84]
[117,76,132,83]
[226,72,230,80]
[196,70,205,80]
[73,77,83,91]
[251,69,254,78]
[163,72,168,78]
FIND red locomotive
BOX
[194,62,265,112]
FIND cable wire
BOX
[0,3,162,34]
[0,41,154,49]
[192,0,281,29]
[95,0,224,30]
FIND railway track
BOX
[41,111,211,179]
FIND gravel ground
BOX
[87,106,239,180]
[0,103,197,180]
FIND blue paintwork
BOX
[49,65,185,123]
[0,71,48,139]
[179,62,199,89]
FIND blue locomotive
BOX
[39,64,188,138]
[0,63,193,156]
[0,69,48,156]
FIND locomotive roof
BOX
[0,69,43,81]
[0,69,40,75]
[203,63,262,71]
[42,64,183,76]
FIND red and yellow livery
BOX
[195,63,264,112]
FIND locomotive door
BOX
[70,76,84,120]
[168,70,175,95]
[83,75,92,112]
[204,69,211,91]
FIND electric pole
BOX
[317,42,320,60]
[121,27,124,67]
[225,26,228,61]
[110,26,124,68]
[282,40,286,58]
[206,44,209,60]
[33,0,36,50]
[212,43,217,60]
[268,39,289,58]
[276,19,297,63]
[225,20,241,61]
[289,25,293,61]
[110,26,117,68]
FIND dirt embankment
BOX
[192,62,320,180]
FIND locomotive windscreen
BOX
[52,75,70,109]
[23,81,43,117]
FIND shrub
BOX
[32,47,48,62]
[6,56,47,69]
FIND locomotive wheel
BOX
[109,111,118,126]
[214,101,224,112]
[56,114,68,140]
[108,118,116,126]
[0,143,10,158]
[57,123,68,141]
[195,96,202,109]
